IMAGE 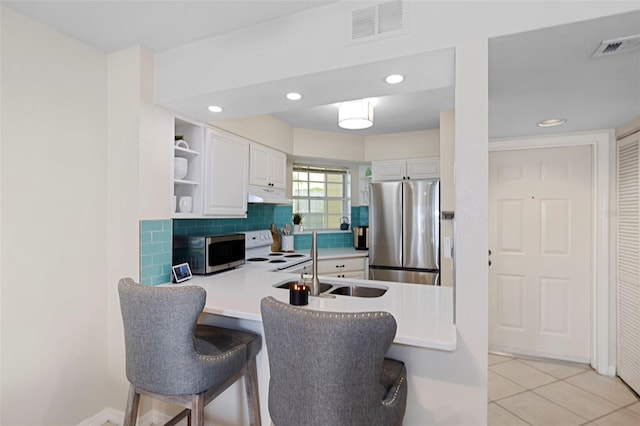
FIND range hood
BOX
[247,185,291,205]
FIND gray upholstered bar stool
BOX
[260,296,407,426]
[118,277,262,426]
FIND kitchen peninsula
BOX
[177,266,456,425]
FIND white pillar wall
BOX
[452,39,490,420]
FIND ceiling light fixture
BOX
[338,99,374,130]
[384,74,404,84]
[537,118,566,127]
[208,105,223,112]
[286,92,303,101]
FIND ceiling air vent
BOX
[349,0,408,44]
[592,34,640,57]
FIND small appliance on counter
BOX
[173,233,245,274]
[354,226,369,250]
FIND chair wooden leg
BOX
[244,358,262,426]
[123,384,140,426]
[190,392,205,426]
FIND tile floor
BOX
[489,353,640,426]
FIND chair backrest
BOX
[118,277,212,395]
[260,296,398,426]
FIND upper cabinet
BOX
[172,118,250,218]
[203,127,249,217]
[173,118,205,217]
[372,157,440,181]
[249,143,287,189]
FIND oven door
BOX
[276,260,313,274]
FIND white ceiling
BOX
[2,0,339,52]
[3,1,639,139]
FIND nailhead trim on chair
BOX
[382,375,405,406]
[194,344,244,361]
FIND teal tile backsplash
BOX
[173,204,292,236]
[293,231,354,250]
[140,204,369,282]
[140,220,173,285]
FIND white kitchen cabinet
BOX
[203,127,249,217]
[317,257,367,279]
[173,117,204,217]
[372,157,439,181]
[249,143,287,189]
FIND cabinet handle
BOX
[336,264,345,268]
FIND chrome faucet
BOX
[309,230,321,296]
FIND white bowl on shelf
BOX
[174,157,188,180]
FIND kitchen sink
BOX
[275,281,332,293]
[329,286,387,298]
[273,280,387,298]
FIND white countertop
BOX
[316,247,368,259]
[178,265,457,351]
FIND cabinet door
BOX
[317,257,366,274]
[372,160,407,181]
[204,130,249,217]
[249,143,271,186]
[270,150,287,189]
[407,157,439,179]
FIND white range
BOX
[243,230,312,273]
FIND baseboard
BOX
[75,407,155,426]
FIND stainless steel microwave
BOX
[173,234,245,275]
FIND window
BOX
[292,165,350,229]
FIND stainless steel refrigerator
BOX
[369,180,440,285]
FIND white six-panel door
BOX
[489,145,592,362]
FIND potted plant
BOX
[293,213,303,232]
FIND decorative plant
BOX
[293,213,303,225]
[175,135,184,141]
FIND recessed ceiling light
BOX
[537,118,566,127]
[384,74,404,84]
[286,92,303,101]
[208,105,223,113]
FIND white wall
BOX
[139,49,174,220]
[293,127,365,161]
[106,45,175,415]
[0,7,109,424]
[213,115,294,154]
[365,129,440,161]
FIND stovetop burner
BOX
[243,230,312,271]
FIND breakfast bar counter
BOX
[184,266,456,351]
